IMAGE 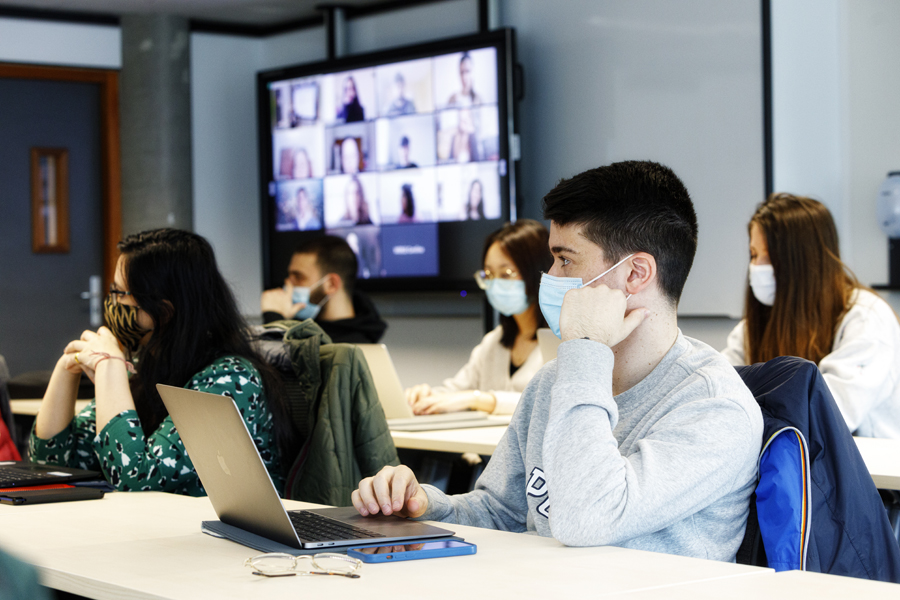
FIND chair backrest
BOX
[736,356,900,583]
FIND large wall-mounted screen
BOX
[258,29,517,292]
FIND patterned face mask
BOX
[104,294,150,353]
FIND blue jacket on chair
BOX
[738,356,900,582]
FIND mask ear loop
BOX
[310,275,333,309]
[583,253,635,296]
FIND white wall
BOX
[190,28,326,314]
[771,0,900,285]
[501,0,765,317]
[771,0,847,253]
[844,0,900,286]
[0,17,120,68]
[347,0,478,54]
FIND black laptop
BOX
[0,461,101,488]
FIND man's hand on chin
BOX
[559,285,649,347]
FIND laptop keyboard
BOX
[0,466,57,486]
[288,510,383,542]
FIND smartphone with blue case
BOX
[346,540,476,563]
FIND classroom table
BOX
[0,491,772,600]
[853,436,900,491]
[619,568,900,599]
[390,423,507,455]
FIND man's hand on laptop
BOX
[559,284,649,346]
[352,466,428,519]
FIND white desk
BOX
[0,491,771,600]
[390,425,507,455]
[854,436,900,491]
[620,568,899,599]
[10,399,91,417]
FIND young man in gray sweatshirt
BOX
[352,161,764,561]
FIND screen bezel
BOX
[257,28,517,293]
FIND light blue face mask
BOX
[538,254,634,338]
[485,279,530,317]
[291,277,328,321]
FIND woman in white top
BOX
[722,193,900,438]
[406,219,551,415]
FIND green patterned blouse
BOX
[29,355,284,497]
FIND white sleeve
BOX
[819,304,899,433]
[433,333,494,393]
[489,344,543,414]
[720,321,747,366]
[489,391,521,415]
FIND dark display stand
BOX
[872,238,900,291]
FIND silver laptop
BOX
[356,344,511,432]
[156,384,453,549]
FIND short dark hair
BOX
[295,235,358,294]
[541,161,697,304]
[482,220,551,348]
[400,135,410,147]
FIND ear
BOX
[624,253,656,296]
[321,273,343,295]
[157,299,175,326]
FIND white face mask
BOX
[749,263,776,306]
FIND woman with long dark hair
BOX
[465,179,485,220]
[406,220,551,415]
[337,75,365,123]
[30,229,294,494]
[722,193,900,438]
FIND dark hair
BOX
[118,229,294,460]
[400,135,410,147]
[482,220,551,348]
[401,184,415,218]
[541,161,698,305]
[744,193,871,364]
[467,179,485,220]
[295,235,359,295]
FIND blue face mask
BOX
[291,277,328,321]
[485,279,530,317]
[538,254,634,338]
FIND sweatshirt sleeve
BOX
[489,391,521,415]
[818,302,899,433]
[542,339,757,547]
[416,388,533,532]
[720,321,746,366]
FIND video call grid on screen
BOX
[260,30,515,291]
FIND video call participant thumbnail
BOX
[337,75,365,123]
[398,136,417,169]
[386,72,416,116]
[261,236,387,344]
[351,161,763,562]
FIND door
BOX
[0,77,104,376]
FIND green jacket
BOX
[265,320,399,506]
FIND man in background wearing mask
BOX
[260,235,387,343]
[349,161,763,562]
